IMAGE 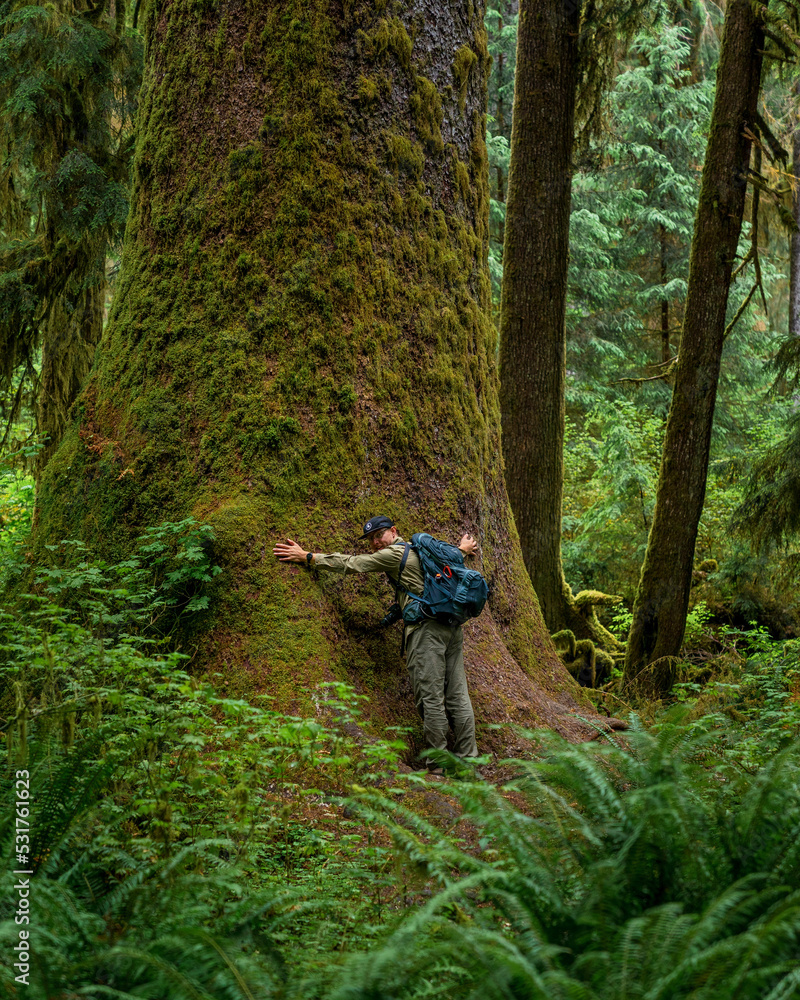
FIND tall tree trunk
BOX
[624,0,764,695]
[35,0,593,751]
[660,222,670,364]
[495,8,506,213]
[498,0,580,634]
[790,83,800,339]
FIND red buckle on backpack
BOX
[442,565,453,578]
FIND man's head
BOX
[359,514,398,552]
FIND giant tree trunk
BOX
[624,0,764,694]
[498,0,579,634]
[36,0,592,753]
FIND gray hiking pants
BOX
[405,619,478,758]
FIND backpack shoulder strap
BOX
[394,542,411,603]
[385,542,410,584]
[388,542,425,604]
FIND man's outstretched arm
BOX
[274,535,478,568]
[273,538,405,575]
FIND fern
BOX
[333,724,800,999]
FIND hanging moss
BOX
[356,16,413,73]
[552,627,618,688]
[564,639,596,688]
[452,44,478,113]
[409,76,444,155]
[595,648,615,686]
[385,133,425,179]
[551,629,577,659]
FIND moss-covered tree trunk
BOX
[624,0,764,695]
[37,282,105,473]
[36,0,592,751]
[497,0,579,634]
[791,87,800,339]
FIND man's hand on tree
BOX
[273,538,311,564]
[459,534,478,557]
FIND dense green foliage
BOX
[485,7,800,641]
[4,1,800,995]
[2,464,800,994]
[2,526,800,995]
[0,517,410,993]
[0,0,141,446]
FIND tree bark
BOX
[624,0,764,695]
[790,84,800,339]
[35,0,593,751]
[660,225,670,365]
[498,0,580,634]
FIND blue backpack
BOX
[394,533,489,625]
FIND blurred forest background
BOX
[2,0,800,996]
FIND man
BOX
[273,516,480,769]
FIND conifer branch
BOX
[761,24,798,58]
[754,110,789,165]
[727,142,771,328]
[614,355,678,385]
[723,282,759,340]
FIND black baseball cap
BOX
[358,515,394,540]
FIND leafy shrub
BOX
[673,625,800,770]
[0,440,37,588]
[29,517,223,642]
[0,537,410,994]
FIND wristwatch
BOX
[305,552,314,567]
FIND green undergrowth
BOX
[666,624,800,770]
[0,524,421,993]
[3,506,800,995]
[586,608,800,771]
[0,440,37,584]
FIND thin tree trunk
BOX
[37,281,104,474]
[790,83,800,338]
[660,223,670,364]
[498,0,580,633]
[496,8,506,211]
[624,0,764,694]
[36,0,595,751]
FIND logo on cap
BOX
[365,521,372,531]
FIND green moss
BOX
[212,17,227,64]
[551,629,577,659]
[385,133,424,179]
[409,76,443,155]
[453,44,478,113]
[356,16,412,74]
[357,74,379,105]
[449,146,470,203]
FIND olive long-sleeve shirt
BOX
[312,537,425,615]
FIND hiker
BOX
[272,516,480,768]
